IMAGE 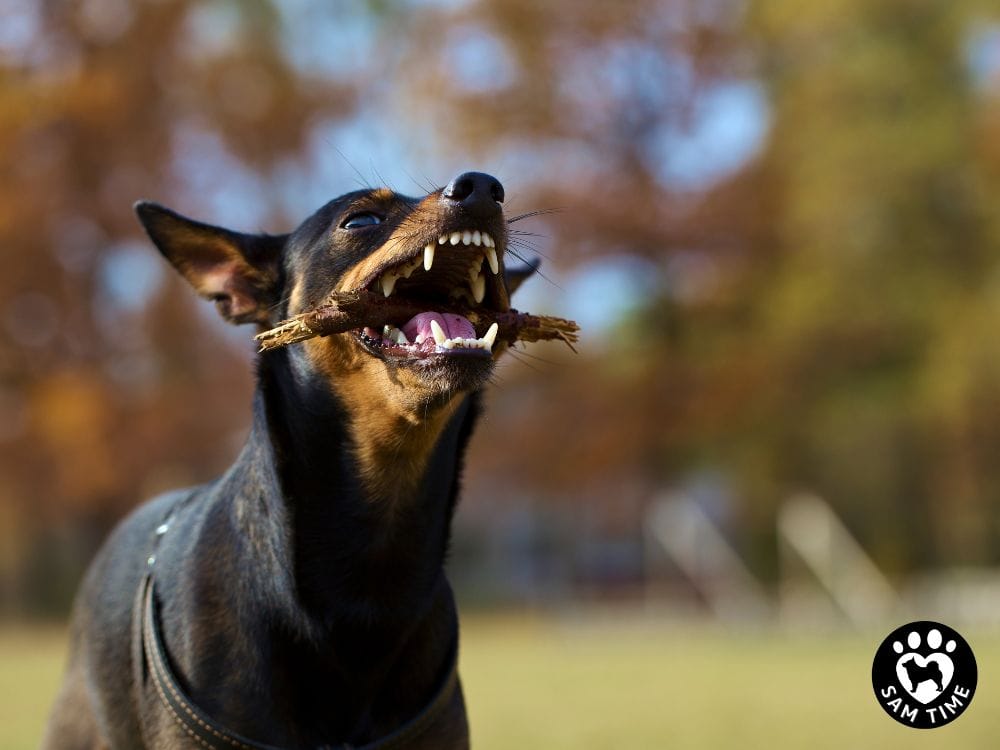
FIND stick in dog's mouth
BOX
[257,227,579,356]
[254,289,580,354]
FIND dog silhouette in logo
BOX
[900,655,944,692]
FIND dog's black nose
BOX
[443,172,504,216]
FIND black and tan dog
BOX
[43,173,539,749]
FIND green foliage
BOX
[414,0,1000,573]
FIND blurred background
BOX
[5,0,1000,747]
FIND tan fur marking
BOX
[297,190,507,502]
[303,336,462,503]
[337,195,450,294]
[369,187,395,202]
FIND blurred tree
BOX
[7,0,1000,613]
[737,0,1000,571]
[0,0,356,614]
[392,0,1000,579]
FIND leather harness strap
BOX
[137,507,459,750]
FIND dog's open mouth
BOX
[353,228,506,360]
[255,231,578,356]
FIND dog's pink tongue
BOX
[402,312,476,344]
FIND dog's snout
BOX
[442,172,504,216]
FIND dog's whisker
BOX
[507,208,561,223]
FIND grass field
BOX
[5,615,999,749]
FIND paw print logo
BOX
[892,627,955,704]
[872,621,977,729]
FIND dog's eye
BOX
[342,212,382,229]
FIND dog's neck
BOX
[249,346,477,628]
[145,344,475,744]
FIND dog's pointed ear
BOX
[505,257,540,297]
[135,201,286,325]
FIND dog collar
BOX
[138,573,459,750]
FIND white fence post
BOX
[777,493,899,627]
[645,493,772,622]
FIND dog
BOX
[42,172,538,749]
[900,656,945,693]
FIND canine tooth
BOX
[462,230,472,245]
[482,233,494,248]
[472,271,486,304]
[438,234,447,244]
[424,244,436,271]
[381,273,397,297]
[485,247,499,275]
[449,232,461,245]
[472,230,482,246]
[483,322,499,349]
[430,319,448,345]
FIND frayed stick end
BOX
[254,317,317,352]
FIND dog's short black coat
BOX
[42,173,536,750]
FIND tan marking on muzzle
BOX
[336,194,449,293]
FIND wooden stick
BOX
[254,290,580,352]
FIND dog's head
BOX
[136,173,536,414]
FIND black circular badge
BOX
[872,621,977,728]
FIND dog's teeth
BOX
[482,322,499,350]
[430,325,499,352]
[430,319,448,345]
[438,234,448,244]
[485,247,499,275]
[472,230,482,246]
[424,244,436,271]
[462,230,472,245]
[449,232,461,246]
[381,273,397,297]
[472,271,486,304]
[482,233,494,248]
[381,324,409,345]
